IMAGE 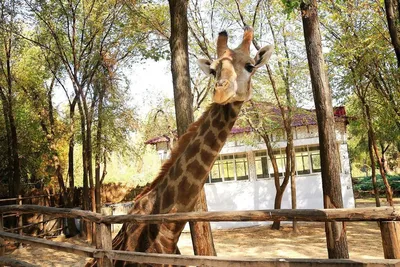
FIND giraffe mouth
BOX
[213,92,235,105]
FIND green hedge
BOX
[353,174,400,192]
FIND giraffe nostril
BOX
[216,79,229,88]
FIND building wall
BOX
[201,121,355,229]
[153,120,354,229]
[204,173,355,229]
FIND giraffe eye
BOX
[245,63,255,73]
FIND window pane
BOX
[255,151,268,179]
[210,160,222,183]
[235,153,249,180]
[296,152,310,175]
[268,154,285,177]
[222,156,235,181]
[309,145,320,151]
[311,152,321,172]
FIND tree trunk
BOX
[4,48,20,197]
[168,0,215,256]
[168,0,193,137]
[0,92,13,197]
[78,100,90,241]
[68,97,78,189]
[262,134,288,230]
[288,131,297,232]
[301,0,349,258]
[95,86,105,214]
[384,0,400,68]
[365,104,394,206]
[8,90,20,197]
[380,144,390,174]
[189,189,216,256]
[368,131,381,207]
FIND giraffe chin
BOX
[213,95,235,105]
[212,89,235,105]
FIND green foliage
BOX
[353,174,400,193]
[280,0,301,15]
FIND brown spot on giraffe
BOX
[199,118,210,136]
[168,157,183,180]
[218,130,228,141]
[230,107,238,118]
[177,178,200,205]
[187,159,207,178]
[186,139,201,160]
[212,116,226,130]
[203,130,220,151]
[200,149,214,166]
[161,185,176,209]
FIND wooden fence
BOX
[0,194,63,240]
[1,205,400,267]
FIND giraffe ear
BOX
[197,58,215,77]
[254,45,274,69]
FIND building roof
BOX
[145,104,348,145]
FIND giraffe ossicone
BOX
[97,27,274,267]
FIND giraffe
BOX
[110,26,273,266]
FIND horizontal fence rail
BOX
[0,205,399,224]
[1,204,400,266]
[1,231,400,267]
[0,194,60,203]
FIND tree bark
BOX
[78,99,91,242]
[168,0,193,137]
[368,130,381,207]
[8,74,20,198]
[168,0,215,256]
[262,134,289,230]
[365,104,394,206]
[68,97,78,189]
[301,0,349,258]
[0,91,13,197]
[384,0,400,68]
[95,84,105,214]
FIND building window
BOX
[295,147,311,175]
[309,146,322,173]
[221,155,235,181]
[235,153,249,180]
[157,150,169,162]
[255,145,322,180]
[270,149,286,177]
[210,160,223,183]
[255,151,269,179]
[208,153,249,183]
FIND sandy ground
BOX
[2,199,392,266]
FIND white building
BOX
[146,106,355,229]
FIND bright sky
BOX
[126,59,174,116]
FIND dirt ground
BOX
[2,199,393,266]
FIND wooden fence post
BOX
[96,223,112,267]
[380,221,400,258]
[17,195,23,249]
[0,213,5,256]
[41,196,45,233]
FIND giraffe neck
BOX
[158,101,243,213]
[112,102,243,257]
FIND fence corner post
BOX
[96,223,112,267]
[380,221,400,258]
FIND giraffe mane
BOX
[134,104,215,202]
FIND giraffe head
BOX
[197,26,274,105]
